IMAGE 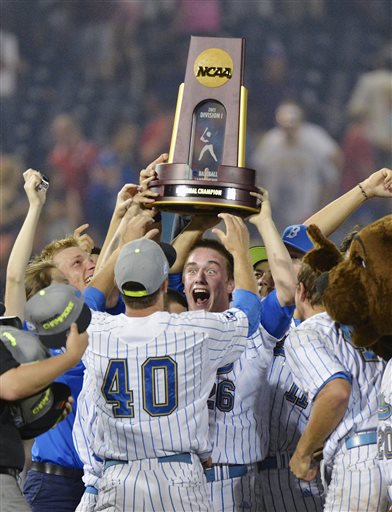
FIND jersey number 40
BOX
[101,357,178,418]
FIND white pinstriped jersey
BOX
[285,312,385,466]
[73,367,103,487]
[378,360,392,494]
[208,325,277,464]
[267,322,311,455]
[84,307,250,463]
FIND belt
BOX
[345,429,377,450]
[257,451,293,471]
[257,457,279,471]
[204,464,248,482]
[31,461,84,479]
[104,453,192,471]
[85,485,98,495]
[0,467,19,478]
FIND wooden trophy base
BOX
[149,163,259,216]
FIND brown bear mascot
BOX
[303,214,392,359]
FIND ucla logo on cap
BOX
[286,225,301,239]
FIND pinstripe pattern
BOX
[285,312,387,511]
[206,325,277,511]
[86,309,248,461]
[323,444,388,512]
[259,323,324,511]
[75,489,97,512]
[209,325,277,464]
[82,308,249,510]
[73,368,103,488]
[207,464,263,512]
[95,455,211,511]
[377,360,392,506]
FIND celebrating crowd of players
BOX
[1,157,391,512]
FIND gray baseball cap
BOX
[24,283,91,349]
[0,325,71,439]
[115,238,176,297]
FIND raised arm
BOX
[212,214,257,295]
[304,167,392,236]
[249,188,296,306]
[89,210,157,297]
[5,169,47,318]
[170,214,220,273]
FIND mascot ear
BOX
[303,225,343,273]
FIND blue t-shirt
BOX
[32,287,106,468]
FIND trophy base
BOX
[149,163,260,216]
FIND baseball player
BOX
[176,189,298,511]
[78,214,262,511]
[378,359,392,507]
[285,261,389,512]
[255,224,325,511]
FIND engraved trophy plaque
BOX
[150,36,259,215]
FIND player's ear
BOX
[298,282,307,302]
[227,279,235,295]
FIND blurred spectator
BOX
[248,40,300,137]
[175,0,221,34]
[47,114,98,227]
[348,43,392,168]
[139,93,173,166]
[70,1,116,82]
[250,101,341,230]
[0,27,22,151]
[341,112,376,192]
[85,156,124,244]
[0,155,26,292]
[0,28,20,99]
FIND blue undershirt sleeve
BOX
[83,287,105,312]
[314,371,352,400]
[260,289,295,339]
[232,289,261,337]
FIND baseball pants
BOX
[95,453,211,511]
[323,444,389,512]
[206,463,263,511]
[258,451,324,512]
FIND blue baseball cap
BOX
[281,224,313,255]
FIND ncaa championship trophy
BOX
[150,36,259,215]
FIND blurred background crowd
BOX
[1,0,391,295]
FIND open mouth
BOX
[192,288,210,306]
[84,276,92,284]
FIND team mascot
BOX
[303,214,392,358]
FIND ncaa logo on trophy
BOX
[150,36,260,215]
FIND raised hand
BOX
[23,168,47,207]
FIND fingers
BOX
[146,153,168,171]
[250,187,269,202]
[69,323,78,334]
[23,169,43,192]
[139,153,168,183]
[144,228,160,240]
[73,224,89,237]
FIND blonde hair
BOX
[25,259,58,299]
[39,236,79,261]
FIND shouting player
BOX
[78,213,262,511]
